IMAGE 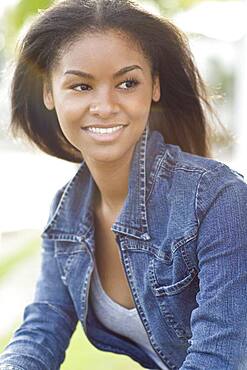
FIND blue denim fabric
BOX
[1,128,247,370]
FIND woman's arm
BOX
[0,190,78,370]
[181,169,247,369]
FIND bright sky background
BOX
[174,1,247,42]
[0,0,19,17]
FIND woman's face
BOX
[43,30,160,166]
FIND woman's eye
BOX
[118,79,139,90]
[72,84,91,92]
[70,79,139,92]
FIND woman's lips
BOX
[85,125,124,134]
[81,124,126,142]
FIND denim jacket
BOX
[1,128,247,370]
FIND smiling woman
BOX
[1,1,247,370]
[43,31,160,167]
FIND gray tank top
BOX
[90,265,169,370]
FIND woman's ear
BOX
[152,75,161,102]
[43,78,55,110]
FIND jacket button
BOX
[141,233,151,240]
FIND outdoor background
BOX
[0,0,246,369]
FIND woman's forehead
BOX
[54,29,151,74]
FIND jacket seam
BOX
[195,162,226,225]
[146,152,167,203]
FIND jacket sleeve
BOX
[0,190,78,370]
[180,166,247,370]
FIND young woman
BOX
[1,0,247,369]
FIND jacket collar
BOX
[42,127,167,242]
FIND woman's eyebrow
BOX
[64,65,143,79]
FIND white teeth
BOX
[87,125,124,134]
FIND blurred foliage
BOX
[0,238,38,280]
[7,0,52,34]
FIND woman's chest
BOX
[93,212,135,309]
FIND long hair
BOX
[11,0,214,162]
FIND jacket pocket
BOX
[149,248,197,296]
[148,245,199,341]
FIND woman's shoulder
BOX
[163,142,245,185]
[165,142,242,178]
[160,144,247,221]
[150,130,245,180]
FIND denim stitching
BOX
[180,244,197,273]
[81,263,93,323]
[119,236,165,258]
[195,162,226,224]
[139,126,149,232]
[172,231,198,254]
[158,301,190,341]
[146,152,168,203]
[148,260,192,342]
[149,255,197,297]
[121,249,178,370]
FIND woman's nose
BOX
[89,88,119,118]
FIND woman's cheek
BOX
[56,101,84,125]
[129,99,152,122]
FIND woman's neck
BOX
[85,152,133,218]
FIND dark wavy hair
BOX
[11,0,215,162]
